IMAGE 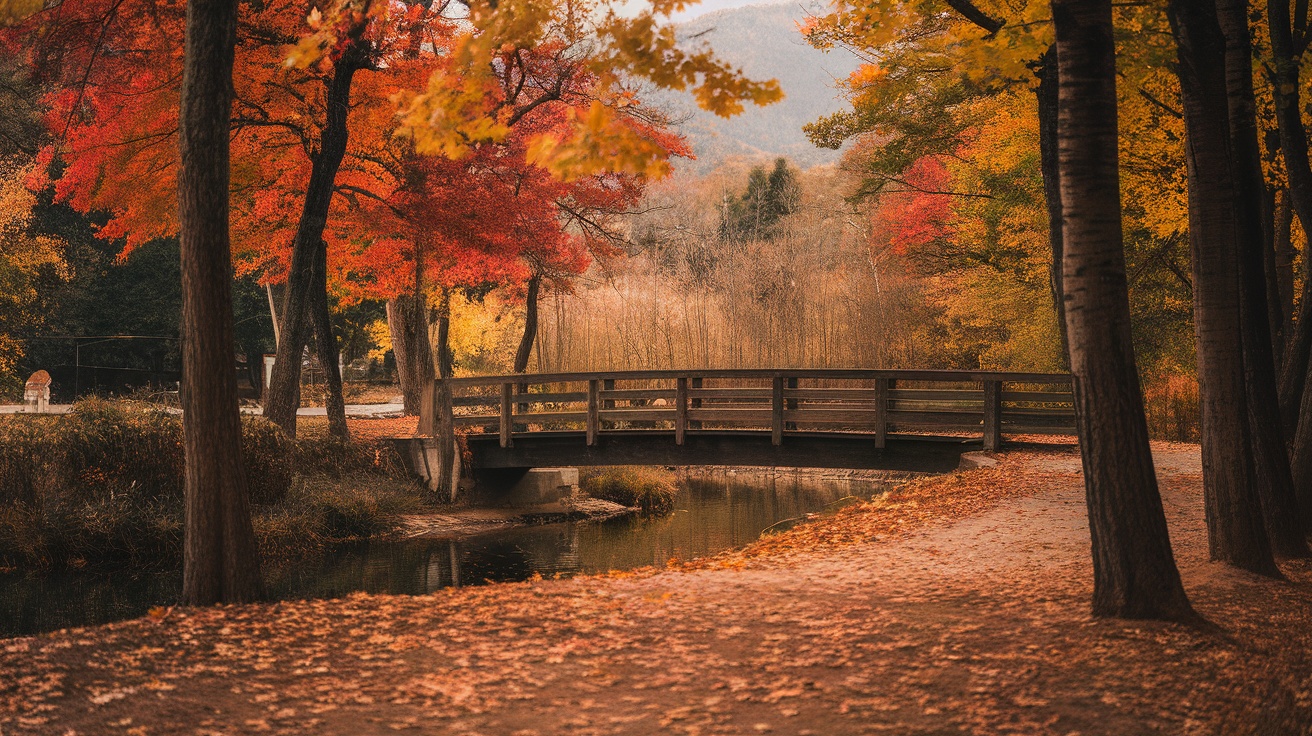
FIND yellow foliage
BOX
[439,290,522,374]
[0,158,67,382]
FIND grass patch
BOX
[580,466,679,515]
[254,474,426,559]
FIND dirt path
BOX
[4,443,1312,735]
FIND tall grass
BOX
[580,466,679,515]
[1142,372,1200,442]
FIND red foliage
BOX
[9,0,681,300]
[875,156,954,255]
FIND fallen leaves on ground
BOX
[2,442,1310,735]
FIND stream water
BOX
[0,468,909,637]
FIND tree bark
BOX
[1035,43,1069,363]
[386,243,435,415]
[1169,0,1281,574]
[1270,0,1312,438]
[1262,186,1286,371]
[1051,0,1193,619]
[177,0,262,605]
[1217,0,1310,557]
[262,41,366,438]
[310,241,348,441]
[513,272,542,374]
[436,287,453,379]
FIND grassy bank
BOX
[580,466,678,515]
[0,400,426,569]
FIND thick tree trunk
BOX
[177,0,262,605]
[386,298,412,409]
[388,295,433,415]
[262,42,365,438]
[1217,0,1310,556]
[1170,0,1281,574]
[310,242,348,441]
[1290,366,1312,529]
[1274,190,1296,318]
[1262,187,1286,371]
[386,244,435,416]
[1052,0,1193,619]
[1271,0,1312,438]
[1035,42,1069,362]
[513,273,542,374]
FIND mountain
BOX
[650,2,861,170]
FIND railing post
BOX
[874,377,888,449]
[689,376,703,429]
[983,379,1002,452]
[436,379,456,501]
[675,376,688,445]
[499,382,513,448]
[785,376,798,431]
[587,379,600,445]
[515,381,529,419]
[772,376,784,446]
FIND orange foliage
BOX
[10,0,684,300]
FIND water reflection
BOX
[0,468,907,637]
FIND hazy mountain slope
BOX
[652,2,860,170]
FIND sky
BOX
[666,0,791,22]
[614,0,794,23]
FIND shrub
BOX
[242,416,294,505]
[580,466,679,515]
[0,400,424,567]
[254,474,424,558]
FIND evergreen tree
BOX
[720,157,800,241]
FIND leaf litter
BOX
[2,442,1310,734]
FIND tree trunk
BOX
[386,298,412,410]
[1035,42,1069,362]
[1270,0,1312,438]
[513,273,542,374]
[1169,0,1281,574]
[1274,190,1296,319]
[1217,0,1310,557]
[310,241,348,441]
[1052,0,1193,619]
[177,0,262,605]
[1290,365,1312,529]
[1262,186,1286,371]
[262,41,365,438]
[436,288,453,379]
[386,244,435,416]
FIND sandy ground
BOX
[3,442,1311,735]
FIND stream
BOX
[0,468,911,637]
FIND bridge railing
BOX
[418,370,1074,494]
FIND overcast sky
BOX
[667,0,790,21]
[614,0,793,23]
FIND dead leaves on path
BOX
[3,445,1312,735]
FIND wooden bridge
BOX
[412,369,1076,496]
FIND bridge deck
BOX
[418,369,1076,498]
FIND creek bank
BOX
[398,496,636,539]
